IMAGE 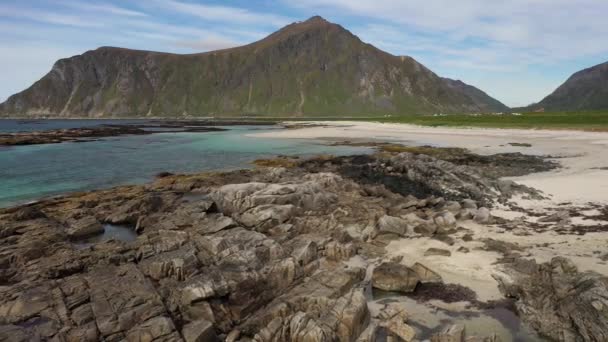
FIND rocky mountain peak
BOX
[0,16,509,117]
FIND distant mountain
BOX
[0,16,508,118]
[442,78,510,113]
[527,61,608,112]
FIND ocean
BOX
[0,120,368,207]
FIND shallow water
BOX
[371,293,545,341]
[0,121,370,207]
[73,224,138,249]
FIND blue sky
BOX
[1,0,607,107]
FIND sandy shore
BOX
[251,121,608,306]
[251,121,608,205]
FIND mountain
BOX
[442,78,510,113]
[527,61,608,112]
[0,16,508,118]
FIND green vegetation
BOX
[253,157,299,168]
[351,111,608,131]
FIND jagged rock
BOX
[125,316,180,341]
[372,262,419,293]
[414,223,437,237]
[12,206,46,221]
[538,210,570,223]
[431,324,465,342]
[377,215,412,237]
[497,257,608,342]
[434,211,457,229]
[385,318,416,341]
[291,240,318,266]
[326,241,357,261]
[239,204,295,231]
[66,216,104,239]
[442,201,462,213]
[182,319,218,342]
[473,207,491,223]
[0,151,555,341]
[461,199,477,209]
[411,262,442,283]
[375,303,415,341]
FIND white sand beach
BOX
[251,121,608,205]
[252,121,608,303]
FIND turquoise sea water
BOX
[0,121,369,207]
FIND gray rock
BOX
[424,248,452,257]
[473,207,491,223]
[377,215,412,237]
[461,199,477,209]
[414,222,438,236]
[411,262,442,283]
[538,210,570,223]
[431,324,465,342]
[372,262,420,293]
[66,217,104,239]
[442,201,462,213]
[497,256,608,342]
[182,319,218,342]
[434,211,456,228]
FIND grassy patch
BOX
[358,111,608,131]
[253,157,300,168]
[377,144,466,157]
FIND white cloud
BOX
[61,1,148,17]
[0,4,105,28]
[152,0,292,26]
[290,0,608,61]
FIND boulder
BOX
[385,317,416,342]
[66,217,104,239]
[431,324,465,342]
[497,257,608,342]
[411,262,442,283]
[325,241,357,261]
[538,210,570,223]
[473,207,491,224]
[442,201,462,213]
[182,319,218,342]
[461,199,477,209]
[238,204,295,231]
[414,222,438,236]
[434,211,456,229]
[377,215,412,237]
[372,262,419,293]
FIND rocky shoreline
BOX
[0,119,280,146]
[1,148,607,341]
[0,124,228,146]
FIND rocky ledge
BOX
[0,149,605,341]
[0,123,227,146]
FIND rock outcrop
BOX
[497,257,608,341]
[0,150,571,341]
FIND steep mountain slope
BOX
[442,78,510,113]
[528,61,608,112]
[0,16,508,117]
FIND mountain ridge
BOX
[527,61,608,112]
[0,16,510,118]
